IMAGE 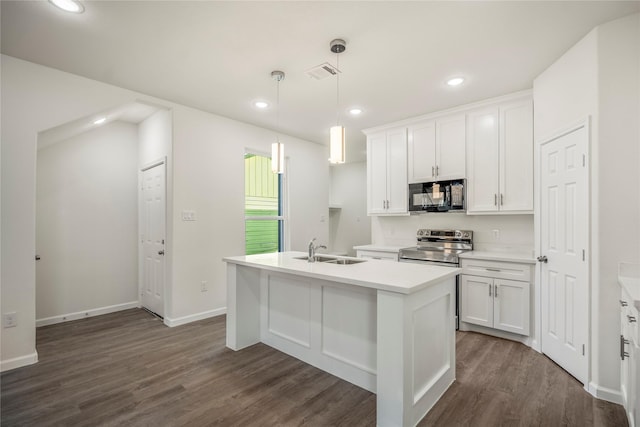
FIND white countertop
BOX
[353,244,408,253]
[459,251,537,264]
[619,263,640,310]
[223,251,460,295]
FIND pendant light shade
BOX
[271,70,285,174]
[329,39,346,164]
[329,126,345,164]
[271,140,284,174]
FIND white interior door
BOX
[539,124,589,384]
[141,163,166,317]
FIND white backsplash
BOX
[371,213,535,255]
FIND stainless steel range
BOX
[399,229,473,329]
[399,229,473,266]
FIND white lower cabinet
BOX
[460,259,531,336]
[620,288,639,427]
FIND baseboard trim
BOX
[588,381,623,404]
[1,351,38,372]
[459,322,531,347]
[36,301,140,327]
[164,308,226,327]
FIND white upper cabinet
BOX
[466,97,533,214]
[367,128,408,216]
[408,114,465,183]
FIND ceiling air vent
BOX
[305,62,340,80]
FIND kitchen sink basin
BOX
[323,258,366,265]
[293,255,366,265]
[293,255,339,263]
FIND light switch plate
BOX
[182,210,197,221]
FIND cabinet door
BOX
[466,108,500,213]
[494,278,530,335]
[367,132,388,214]
[436,115,466,181]
[499,99,533,213]
[461,275,493,328]
[408,121,436,183]
[386,128,408,214]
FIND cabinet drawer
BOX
[356,250,398,262]
[461,259,532,282]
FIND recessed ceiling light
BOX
[349,108,363,116]
[49,0,84,13]
[447,77,465,87]
[254,101,269,109]
[93,117,106,125]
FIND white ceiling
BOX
[2,1,639,162]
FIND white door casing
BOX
[539,124,589,385]
[141,162,166,317]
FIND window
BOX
[244,152,284,255]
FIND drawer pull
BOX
[486,268,501,272]
[621,300,629,307]
[628,315,637,323]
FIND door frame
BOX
[139,157,168,318]
[535,117,591,389]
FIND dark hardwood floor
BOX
[1,309,627,426]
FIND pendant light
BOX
[329,39,346,164]
[271,70,285,174]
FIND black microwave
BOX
[408,180,465,213]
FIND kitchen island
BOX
[223,251,460,427]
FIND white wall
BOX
[372,215,534,254]
[329,162,371,256]
[1,55,329,368]
[533,13,640,397]
[1,55,141,370]
[169,105,329,322]
[36,121,139,323]
[596,13,640,393]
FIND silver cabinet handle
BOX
[500,194,504,206]
[489,284,492,297]
[622,335,630,360]
[628,315,637,323]
[494,194,497,206]
[494,284,498,298]
[432,166,435,177]
[537,255,548,263]
[621,300,629,307]
[35,255,41,261]
[486,268,501,272]
[158,250,165,256]
[436,165,439,176]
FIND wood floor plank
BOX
[0,309,627,426]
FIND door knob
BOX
[158,250,165,256]
[537,255,548,263]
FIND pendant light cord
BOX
[276,77,280,142]
[336,52,340,126]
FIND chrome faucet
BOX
[308,238,327,262]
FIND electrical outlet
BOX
[3,312,17,328]
[492,229,500,241]
[201,281,208,292]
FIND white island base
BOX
[224,252,458,427]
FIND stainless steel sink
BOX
[293,255,366,264]
[293,255,339,263]
[323,258,366,265]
